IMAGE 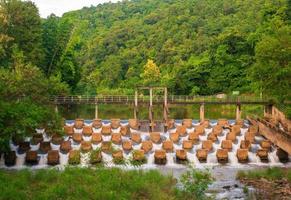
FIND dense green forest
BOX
[1,0,291,97]
[0,0,290,150]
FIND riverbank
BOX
[237,167,291,200]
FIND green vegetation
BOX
[177,168,213,200]
[0,168,178,200]
[90,149,102,165]
[237,167,291,181]
[68,150,81,165]
[0,0,290,149]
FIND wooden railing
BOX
[51,95,269,105]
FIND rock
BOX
[128,119,139,130]
[188,132,199,144]
[245,131,255,143]
[90,149,102,164]
[131,132,141,144]
[240,140,251,150]
[73,133,82,143]
[132,150,145,162]
[150,132,161,143]
[111,119,120,129]
[120,125,130,136]
[260,140,271,151]
[82,126,93,136]
[202,140,213,151]
[248,125,258,136]
[276,148,289,163]
[196,149,208,162]
[212,125,223,136]
[18,142,30,154]
[165,119,175,130]
[183,140,193,150]
[122,141,132,151]
[91,133,102,144]
[26,151,38,165]
[112,150,123,163]
[101,141,112,152]
[176,149,187,162]
[256,149,268,162]
[216,149,228,163]
[81,141,92,152]
[182,119,193,128]
[194,125,205,135]
[162,140,173,152]
[74,118,84,129]
[176,125,187,137]
[60,141,72,153]
[92,119,102,129]
[111,133,121,144]
[237,149,248,163]
[141,141,153,153]
[217,119,229,127]
[154,150,166,165]
[69,150,80,165]
[12,135,24,146]
[170,132,179,143]
[51,134,63,145]
[207,132,217,142]
[64,126,74,136]
[31,134,43,145]
[221,140,232,151]
[176,150,187,163]
[101,126,111,135]
[39,142,51,154]
[231,125,241,135]
[235,119,244,126]
[47,150,59,165]
[201,119,211,128]
[4,151,16,166]
[226,131,236,142]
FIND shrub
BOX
[90,149,102,165]
[178,167,213,200]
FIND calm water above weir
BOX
[59,104,264,120]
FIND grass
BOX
[237,167,291,181]
[0,168,178,200]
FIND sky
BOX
[29,0,119,18]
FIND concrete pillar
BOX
[200,103,205,122]
[163,88,168,121]
[55,105,58,113]
[134,90,138,119]
[236,104,241,120]
[95,104,98,119]
[149,87,153,122]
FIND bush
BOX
[178,167,213,200]
[68,150,80,165]
[90,149,102,165]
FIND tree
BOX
[250,24,291,102]
[0,0,44,67]
[141,59,161,86]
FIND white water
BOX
[1,120,290,170]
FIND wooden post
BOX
[200,103,205,122]
[134,90,138,119]
[95,104,98,119]
[236,104,241,120]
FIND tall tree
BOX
[0,0,44,67]
[141,59,161,86]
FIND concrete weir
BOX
[1,118,291,169]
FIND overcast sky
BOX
[29,0,119,18]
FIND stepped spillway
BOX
[1,119,290,170]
